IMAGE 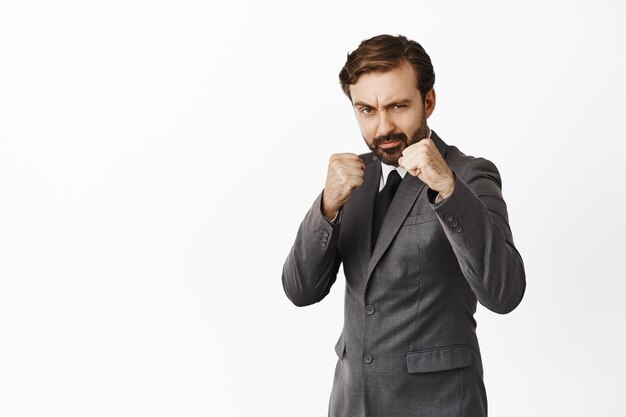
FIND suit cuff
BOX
[429,173,474,234]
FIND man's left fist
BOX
[398,138,455,199]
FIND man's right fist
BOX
[322,153,365,220]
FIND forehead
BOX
[349,60,420,104]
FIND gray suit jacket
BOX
[282,131,525,417]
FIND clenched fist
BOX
[322,153,365,220]
[398,138,455,199]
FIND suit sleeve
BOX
[282,191,342,307]
[427,158,526,314]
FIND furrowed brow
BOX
[383,99,412,110]
[353,101,373,108]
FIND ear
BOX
[424,88,436,118]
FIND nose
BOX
[375,111,396,137]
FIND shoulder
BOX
[446,145,501,186]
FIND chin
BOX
[377,153,401,166]
[376,147,403,166]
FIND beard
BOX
[365,113,430,166]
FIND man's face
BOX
[349,60,436,166]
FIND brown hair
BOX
[339,34,435,102]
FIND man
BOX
[282,34,525,417]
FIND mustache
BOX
[373,133,408,147]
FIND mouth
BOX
[378,140,401,149]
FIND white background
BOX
[1,0,625,416]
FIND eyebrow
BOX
[353,98,412,110]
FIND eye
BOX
[393,104,407,110]
[360,107,374,115]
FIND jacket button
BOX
[321,242,327,247]
[444,213,454,222]
[449,219,458,227]
[363,353,373,364]
[365,305,375,315]
[322,230,329,237]
[454,225,463,233]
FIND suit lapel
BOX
[366,175,427,280]
[347,154,380,280]
[365,131,449,283]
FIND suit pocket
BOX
[334,334,346,360]
[402,212,438,226]
[405,344,473,373]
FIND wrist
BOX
[323,207,339,221]
[438,175,456,200]
[321,193,339,220]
